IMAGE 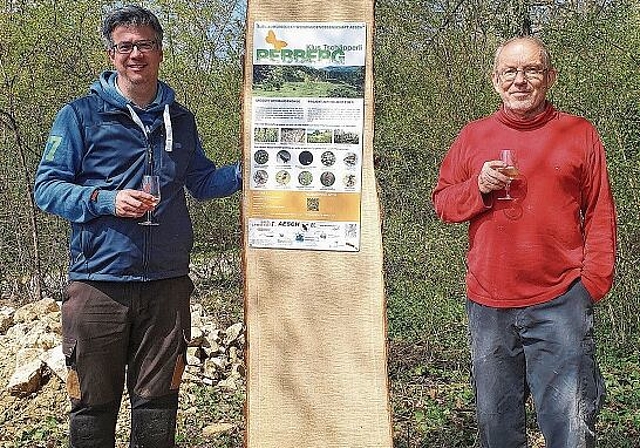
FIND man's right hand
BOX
[115,189,156,218]
[477,160,510,194]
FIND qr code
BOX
[307,197,319,212]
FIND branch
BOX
[0,107,43,300]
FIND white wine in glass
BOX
[497,149,519,200]
[139,175,160,226]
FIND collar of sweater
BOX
[496,101,557,130]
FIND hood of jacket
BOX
[91,70,177,153]
[90,70,176,113]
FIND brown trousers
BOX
[62,276,193,447]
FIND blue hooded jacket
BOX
[34,71,241,282]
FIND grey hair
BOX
[493,36,553,73]
[101,5,163,49]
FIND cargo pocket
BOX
[63,336,82,400]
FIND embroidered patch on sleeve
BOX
[44,135,63,162]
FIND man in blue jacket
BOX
[33,5,241,447]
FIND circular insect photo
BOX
[275,170,291,185]
[321,150,336,166]
[298,171,313,186]
[298,151,314,166]
[253,169,268,185]
[253,149,269,165]
[277,150,292,164]
[343,173,356,188]
[320,172,335,187]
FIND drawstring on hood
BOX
[127,103,173,152]
[163,105,173,152]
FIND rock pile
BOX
[185,303,246,390]
[2,298,63,397]
[1,298,246,397]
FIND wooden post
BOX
[242,1,392,447]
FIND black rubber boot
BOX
[129,393,179,448]
[68,400,120,448]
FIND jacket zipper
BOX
[129,107,154,278]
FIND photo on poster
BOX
[252,65,364,98]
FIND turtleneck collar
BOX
[496,101,557,131]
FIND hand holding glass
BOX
[139,175,160,226]
[497,149,519,200]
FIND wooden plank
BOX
[242,1,391,447]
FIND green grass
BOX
[388,338,640,448]
[12,415,63,447]
[4,258,638,447]
[176,384,245,448]
[9,351,638,448]
[189,262,640,448]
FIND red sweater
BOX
[432,103,617,307]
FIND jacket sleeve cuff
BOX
[92,189,118,216]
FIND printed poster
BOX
[248,22,366,251]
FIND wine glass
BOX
[139,175,160,226]
[497,149,519,200]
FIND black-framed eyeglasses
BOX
[110,40,159,54]
[498,67,548,82]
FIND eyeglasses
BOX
[498,67,548,82]
[110,40,159,54]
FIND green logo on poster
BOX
[257,29,354,64]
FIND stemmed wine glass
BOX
[139,175,161,226]
[497,149,519,200]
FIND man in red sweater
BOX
[432,36,616,447]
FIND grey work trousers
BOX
[467,280,605,448]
